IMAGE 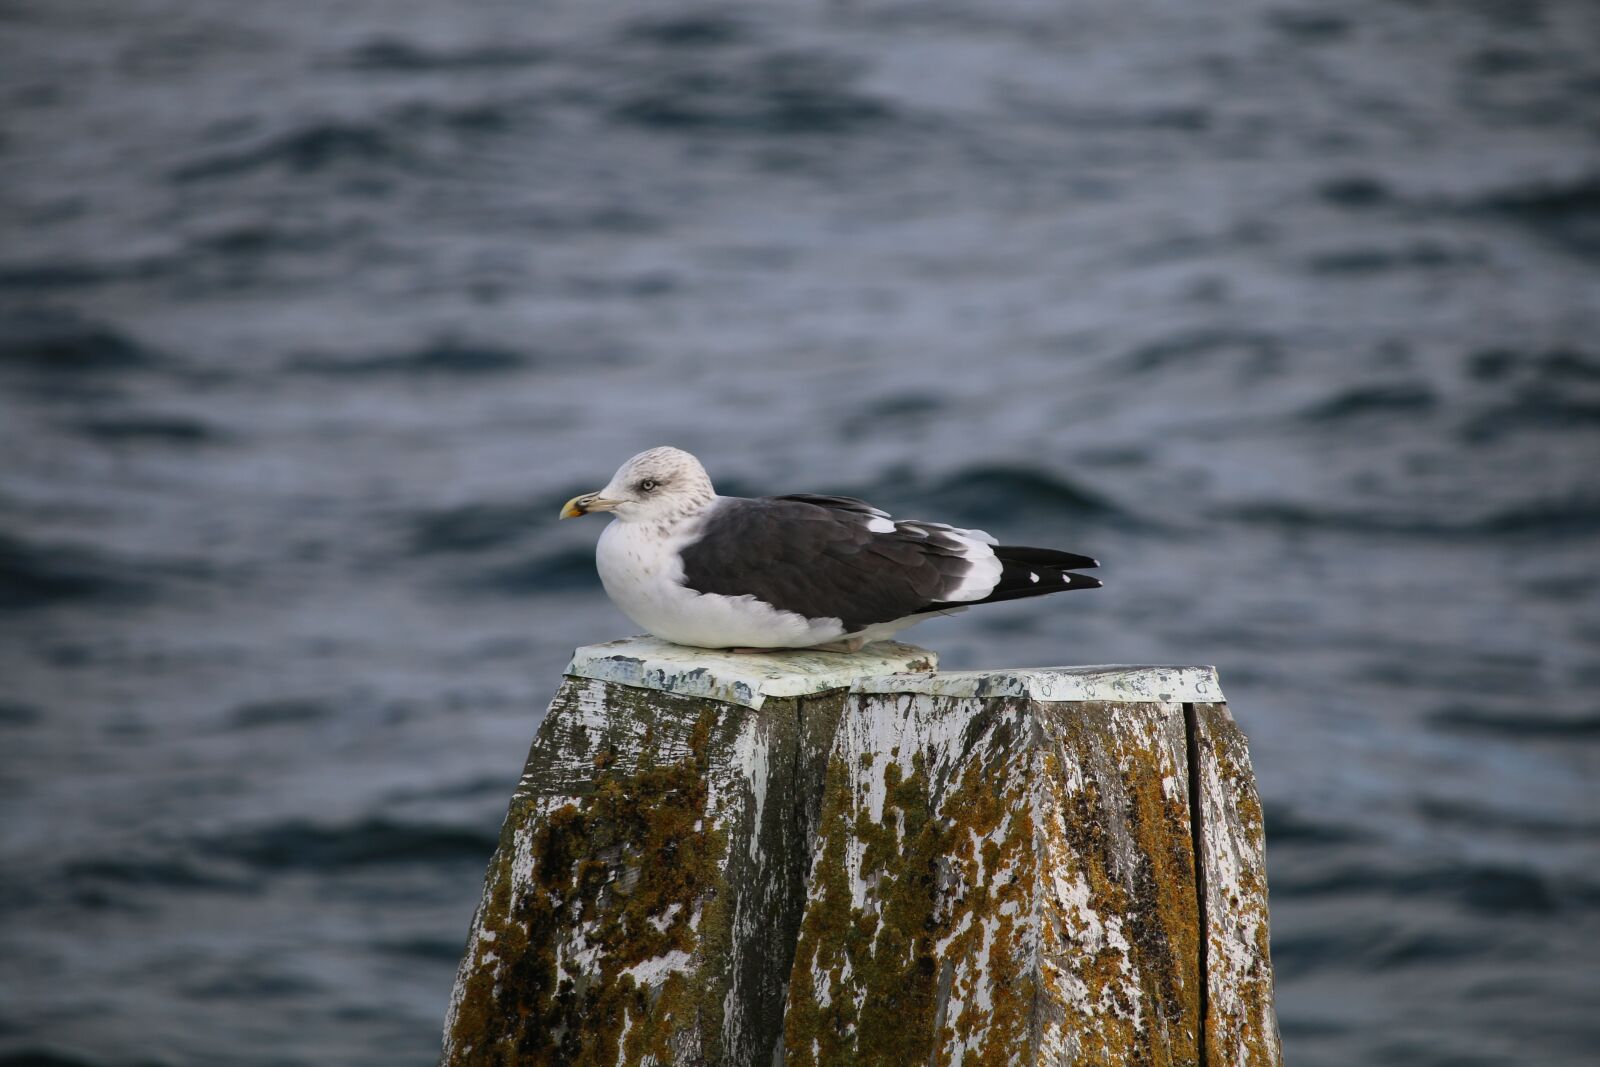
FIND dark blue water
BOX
[3,1,1598,1064]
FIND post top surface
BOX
[857,664,1223,704]
[567,637,1224,709]
[566,636,939,709]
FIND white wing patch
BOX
[948,524,998,547]
[869,516,1003,604]
[937,530,1003,603]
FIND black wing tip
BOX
[924,566,1101,612]
[994,545,1100,571]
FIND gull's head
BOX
[560,446,716,525]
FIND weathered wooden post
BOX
[442,638,1280,1067]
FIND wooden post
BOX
[441,638,1280,1067]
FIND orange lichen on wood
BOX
[442,677,816,1067]
[442,651,1282,1067]
[784,696,1209,1067]
[1194,703,1282,1067]
[444,695,726,1065]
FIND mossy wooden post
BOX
[441,637,938,1066]
[783,668,1282,1066]
[442,639,1280,1067]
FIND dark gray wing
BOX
[768,493,889,517]
[677,496,981,632]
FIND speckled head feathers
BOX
[598,446,717,523]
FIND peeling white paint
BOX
[732,716,769,861]
[972,917,996,1012]
[623,949,694,986]
[649,904,682,934]
[936,911,975,956]
[617,1008,633,1054]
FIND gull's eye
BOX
[638,478,659,493]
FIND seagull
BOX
[559,446,1100,652]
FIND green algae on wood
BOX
[443,642,1280,1067]
[785,694,1204,1066]
[442,675,848,1066]
[1192,703,1282,1067]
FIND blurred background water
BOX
[2,0,1598,1064]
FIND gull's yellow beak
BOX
[559,493,621,519]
